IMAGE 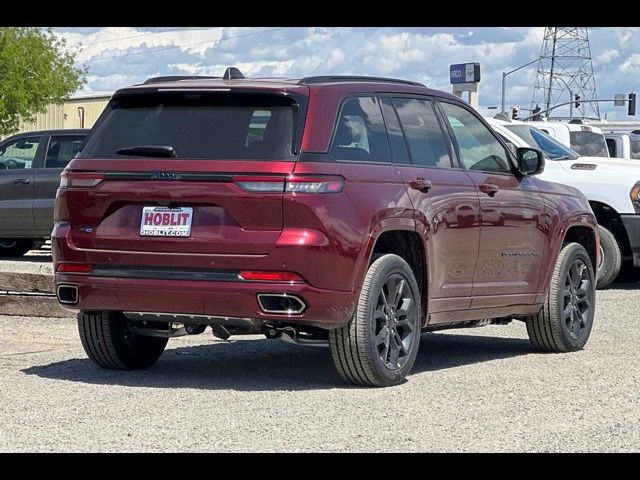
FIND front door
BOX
[380,96,480,310]
[0,135,42,234]
[438,101,547,303]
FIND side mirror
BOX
[516,147,544,176]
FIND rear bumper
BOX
[621,214,640,267]
[54,273,358,329]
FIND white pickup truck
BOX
[487,117,640,288]
[604,131,640,160]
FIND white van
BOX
[527,121,609,158]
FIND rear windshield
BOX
[631,137,640,160]
[80,92,298,160]
[569,131,608,158]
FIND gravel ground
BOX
[0,249,638,452]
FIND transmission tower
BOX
[530,27,600,120]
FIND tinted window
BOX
[569,131,608,158]
[440,102,511,173]
[81,93,296,160]
[380,98,411,164]
[46,135,85,168]
[0,137,39,170]
[505,125,578,160]
[330,96,390,163]
[392,98,452,168]
[606,138,617,157]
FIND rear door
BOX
[437,100,547,303]
[34,133,86,231]
[64,91,301,256]
[379,95,480,308]
[0,135,43,233]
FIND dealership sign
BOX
[450,63,481,84]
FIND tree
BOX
[0,27,86,136]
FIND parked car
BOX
[604,131,640,160]
[53,71,598,387]
[488,117,640,288]
[528,121,609,158]
[0,129,89,257]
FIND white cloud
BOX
[55,26,640,120]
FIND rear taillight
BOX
[60,170,104,189]
[285,175,344,193]
[238,271,304,283]
[232,175,285,192]
[57,263,92,273]
[232,175,344,194]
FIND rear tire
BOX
[0,239,35,257]
[526,243,595,352]
[596,225,621,289]
[329,254,422,387]
[78,311,168,369]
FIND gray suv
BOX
[0,129,89,257]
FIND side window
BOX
[0,137,39,170]
[496,132,518,156]
[439,102,512,174]
[380,98,411,164]
[605,138,617,158]
[46,136,85,169]
[392,97,453,168]
[330,96,390,163]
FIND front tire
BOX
[329,254,422,387]
[596,225,621,289]
[526,243,595,352]
[78,311,168,369]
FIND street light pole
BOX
[500,58,540,114]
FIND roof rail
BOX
[298,75,424,87]
[143,75,220,85]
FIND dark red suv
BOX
[53,70,599,387]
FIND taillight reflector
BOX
[238,271,303,283]
[57,263,92,273]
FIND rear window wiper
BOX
[116,145,177,158]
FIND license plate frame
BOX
[140,206,193,238]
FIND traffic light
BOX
[532,104,542,121]
[629,92,637,116]
[511,105,520,120]
[574,94,581,108]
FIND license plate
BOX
[140,206,193,237]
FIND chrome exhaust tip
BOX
[257,294,306,315]
[57,284,79,305]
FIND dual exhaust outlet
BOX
[56,285,306,315]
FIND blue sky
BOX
[55,27,640,120]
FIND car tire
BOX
[526,242,595,352]
[596,225,621,289]
[0,239,36,257]
[78,311,168,369]
[329,254,422,387]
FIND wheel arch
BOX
[361,228,427,323]
[588,200,631,259]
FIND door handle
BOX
[409,178,432,193]
[479,183,499,197]
[14,178,31,185]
